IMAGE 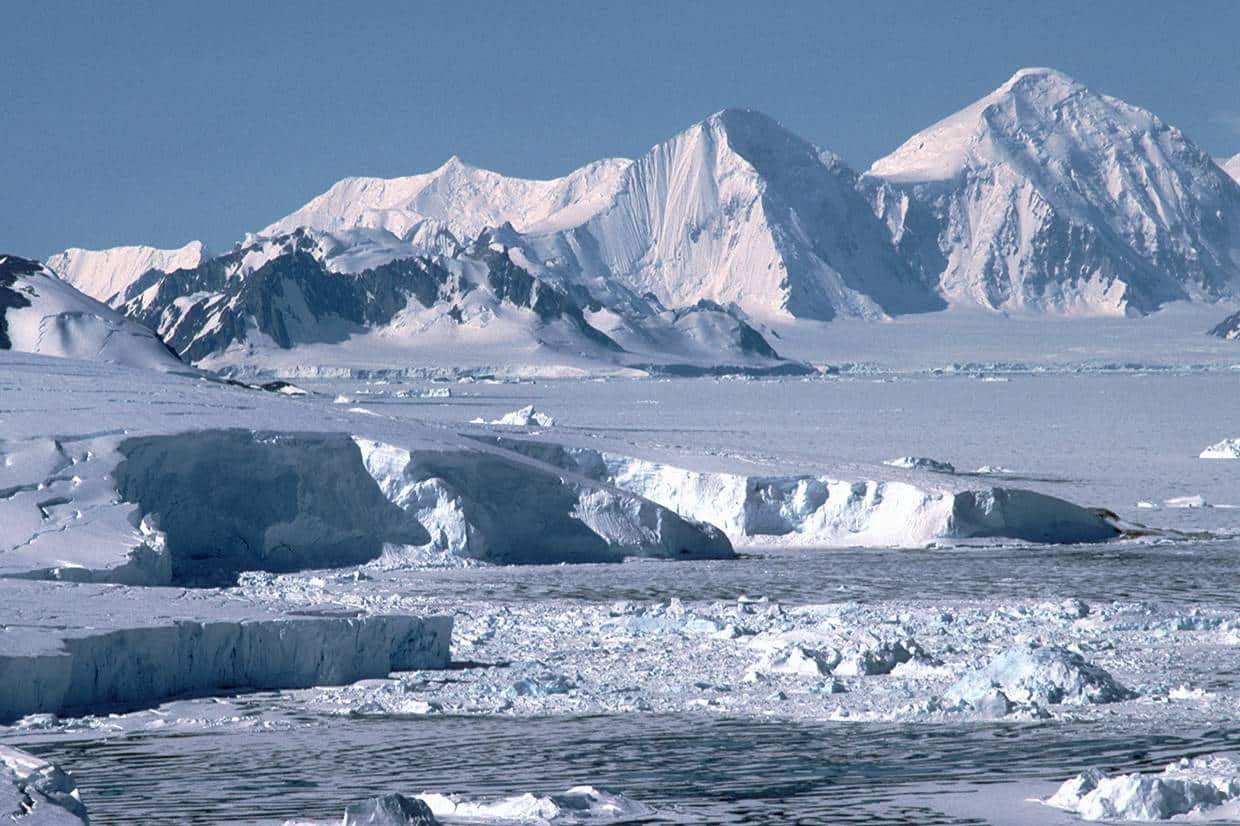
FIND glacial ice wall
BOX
[474,438,1119,547]
[355,438,733,564]
[4,424,732,587]
[0,606,451,723]
[115,430,431,584]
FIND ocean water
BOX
[20,539,1240,824]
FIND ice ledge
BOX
[472,436,1120,547]
[0,581,452,723]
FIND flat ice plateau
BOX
[5,323,1240,823]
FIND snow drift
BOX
[471,437,1120,547]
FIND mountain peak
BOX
[1001,66,1080,90]
[435,154,475,174]
[865,67,1240,315]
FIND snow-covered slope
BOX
[261,110,940,322]
[0,255,183,370]
[865,68,1240,315]
[263,155,633,243]
[47,240,206,305]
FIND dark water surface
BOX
[22,539,1240,824]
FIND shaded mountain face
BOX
[864,68,1240,316]
[0,255,183,369]
[0,256,38,349]
[117,231,625,365]
[1209,309,1240,340]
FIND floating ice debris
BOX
[946,643,1133,709]
[259,380,309,396]
[1043,755,1240,821]
[417,786,652,823]
[506,673,575,699]
[1200,438,1240,459]
[0,744,90,824]
[746,645,839,680]
[471,405,556,428]
[343,793,441,825]
[396,388,451,399]
[882,456,956,473]
[1165,495,1210,509]
[834,638,921,677]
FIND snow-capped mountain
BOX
[48,241,206,306]
[259,109,941,322]
[864,68,1240,315]
[1208,309,1240,340]
[0,255,183,369]
[1220,153,1240,185]
[110,228,797,374]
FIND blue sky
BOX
[5,0,1239,257]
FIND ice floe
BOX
[0,745,89,824]
[470,405,555,428]
[1200,438,1240,458]
[883,456,957,474]
[1044,755,1240,821]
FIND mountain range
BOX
[9,67,1240,371]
